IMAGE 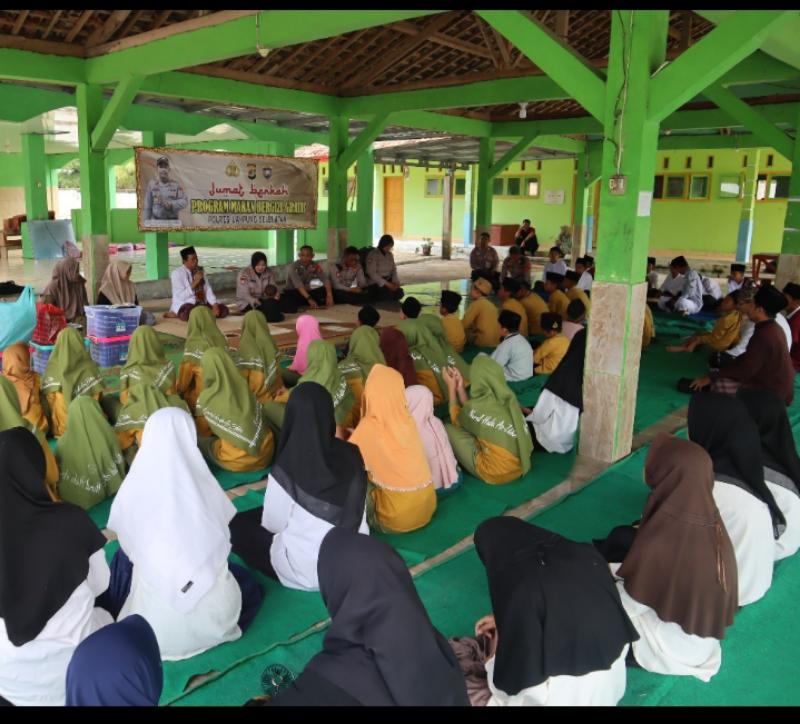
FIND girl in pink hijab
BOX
[288,314,322,375]
[405,385,461,490]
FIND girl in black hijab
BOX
[0,427,112,706]
[230,382,369,591]
[688,393,781,605]
[473,516,638,706]
[738,388,800,560]
[269,528,470,706]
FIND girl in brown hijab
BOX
[1,342,48,434]
[612,433,738,682]
[378,327,418,388]
[43,258,88,324]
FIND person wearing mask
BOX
[366,235,404,302]
[236,251,297,317]
[168,246,228,321]
[42,257,89,325]
[491,310,533,383]
[470,232,501,290]
[332,246,370,305]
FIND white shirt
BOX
[728,278,744,293]
[700,276,723,300]
[647,270,659,289]
[485,644,629,706]
[170,265,217,314]
[542,259,568,280]
[713,480,774,606]
[577,271,593,292]
[0,550,113,706]
[764,470,800,561]
[526,389,579,454]
[262,475,369,592]
[775,312,792,350]
[659,273,685,297]
[727,317,755,358]
[491,333,534,382]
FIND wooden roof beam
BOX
[86,10,132,47]
[41,10,63,41]
[64,10,93,43]
[11,10,29,36]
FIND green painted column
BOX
[141,131,169,280]
[327,115,349,261]
[736,149,761,263]
[21,133,49,259]
[579,10,668,464]
[776,107,800,288]
[273,142,295,265]
[76,84,110,300]
[352,149,374,246]
[475,137,495,243]
[462,166,475,247]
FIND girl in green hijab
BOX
[196,347,274,472]
[397,318,451,405]
[443,355,533,485]
[55,395,126,510]
[0,375,60,498]
[120,325,177,404]
[115,381,189,455]
[338,325,386,426]
[41,327,104,438]
[178,305,229,413]
[418,313,471,383]
[237,310,286,403]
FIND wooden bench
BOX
[0,232,22,261]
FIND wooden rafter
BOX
[0,32,84,56]
[151,11,171,31]
[322,28,390,86]
[64,10,93,43]
[11,11,29,35]
[184,64,333,95]
[41,10,63,41]
[476,17,501,69]
[490,26,512,67]
[680,11,692,51]
[86,10,132,47]
[280,33,348,78]
[116,10,143,40]
[555,10,570,41]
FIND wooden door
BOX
[383,176,404,238]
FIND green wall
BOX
[0,152,24,185]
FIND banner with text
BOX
[135,147,318,232]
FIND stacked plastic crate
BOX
[29,304,70,374]
[86,305,141,367]
[30,336,90,373]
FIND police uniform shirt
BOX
[470,245,499,273]
[237,265,277,310]
[285,261,328,291]
[366,249,399,287]
[332,263,368,291]
[144,178,188,220]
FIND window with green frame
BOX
[455,178,467,196]
[757,173,790,200]
[689,174,710,200]
[492,175,540,198]
[425,175,467,197]
[653,174,687,199]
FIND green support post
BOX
[327,115,349,261]
[20,133,49,259]
[352,150,375,247]
[475,138,495,244]
[776,107,800,288]
[271,142,295,265]
[141,131,169,280]
[76,84,110,300]
[463,166,475,247]
[579,10,668,464]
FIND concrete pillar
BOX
[76,84,110,300]
[106,161,117,210]
[141,131,170,280]
[736,149,761,263]
[352,149,375,246]
[572,156,591,261]
[21,133,49,259]
[775,108,800,289]
[441,169,454,260]
[327,115,349,262]
[579,10,668,464]
[463,166,475,247]
[273,142,295,265]
[475,138,495,243]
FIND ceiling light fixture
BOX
[255,13,271,58]
[518,102,528,120]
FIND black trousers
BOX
[708,351,736,370]
[282,286,328,308]
[366,283,404,302]
[333,288,371,306]
[229,507,279,580]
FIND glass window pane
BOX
[653,175,664,198]
[756,174,768,200]
[493,178,505,196]
[425,178,441,196]
[665,176,685,198]
[525,177,539,196]
[506,177,521,196]
[689,175,708,199]
[455,178,466,196]
[323,180,329,197]
[773,175,791,199]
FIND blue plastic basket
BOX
[30,338,90,374]
[89,335,132,368]
[85,305,141,338]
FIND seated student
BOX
[526,328,586,454]
[119,325,176,406]
[474,517,638,706]
[646,256,659,293]
[782,281,800,372]
[398,316,451,405]
[357,304,380,328]
[168,246,229,321]
[65,615,163,707]
[462,278,501,348]
[700,274,723,310]
[286,314,322,385]
[562,299,586,342]
[332,246,370,305]
[176,305,228,414]
[470,232,501,291]
[443,357,533,485]
[500,246,531,287]
[1,341,48,434]
[738,389,800,561]
[417,313,471,384]
[0,376,59,496]
[607,434,737,682]
[237,310,287,404]
[107,408,262,661]
[96,260,150,326]
[667,291,741,356]
[400,295,422,321]
[365,235,404,302]
[656,258,686,312]
[728,263,746,293]
[55,396,126,510]
[516,280,548,336]
[236,251,296,318]
[439,290,466,352]
[0,427,112,706]
[688,394,781,606]
[534,313,570,375]
[515,218,539,256]
[195,348,274,472]
[642,301,655,350]
[544,272,569,320]
[379,327,418,387]
[284,245,334,310]
[575,257,594,293]
[671,256,704,316]
[690,284,795,404]
[491,310,533,383]
[231,382,369,593]
[42,257,88,325]
[41,327,104,439]
[338,324,386,426]
[541,246,567,280]
[497,278,529,338]
[267,529,469,707]
[563,270,591,315]
[115,382,189,455]
[349,364,436,533]
[405,385,461,491]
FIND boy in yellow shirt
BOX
[666,291,741,355]
[497,278,529,340]
[533,312,570,374]
[439,289,466,352]
[462,277,501,348]
[517,281,548,336]
[545,272,570,320]
[563,270,591,315]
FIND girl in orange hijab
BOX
[349,364,436,534]
[1,342,48,434]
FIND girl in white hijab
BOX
[107,408,245,660]
[405,385,461,490]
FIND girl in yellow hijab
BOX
[349,364,436,534]
[1,342,49,434]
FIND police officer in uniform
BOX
[236,251,298,316]
[283,245,334,309]
[143,156,187,222]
